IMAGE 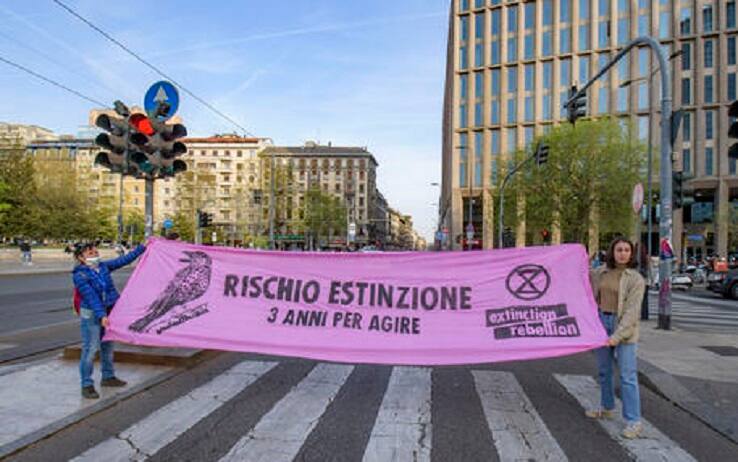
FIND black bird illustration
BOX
[129,251,212,333]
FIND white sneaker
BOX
[622,422,643,439]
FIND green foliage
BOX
[167,210,195,242]
[497,118,645,245]
[0,142,40,238]
[124,210,145,243]
[298,186,347,246]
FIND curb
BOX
[0,350,219,460]
[62,345,206,368]
[638,358,738,445]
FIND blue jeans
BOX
[595,312,641,424]
[79,309,115,388]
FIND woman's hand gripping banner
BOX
[105,239,608,365]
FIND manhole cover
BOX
[701,346,738,357]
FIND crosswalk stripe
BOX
[472,371,568,461]
[362,367,432,462]
[71,360,277,462]
[219,363,353,462]
[554,374,697,462]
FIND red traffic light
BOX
[129,113,154,136]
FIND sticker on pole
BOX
[632,183,644,213]
[144,81,179,121]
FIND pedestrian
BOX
[73,241,146,399]
[587,237,646,439]
[19,240,32,265]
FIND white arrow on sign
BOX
[154,86,168,103]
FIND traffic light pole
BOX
[144,177,154,239]
[498,149,536,248]
[564,36,673,329]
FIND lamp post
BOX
[619,49,683,285]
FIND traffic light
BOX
[566,85,587,125]
[94,100,133,174]
[535,142,549,166]
[729,100,738,160]
[197,210,213,228]
[128,113,188,179]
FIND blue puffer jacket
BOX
[72,245,146,321]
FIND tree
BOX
[172,168,217,241]
[124,209,145,244]
[0,141,40,239]
[298,186,347,249]
[166,210,195,242]
[495,118,645,250]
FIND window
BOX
[475,72,483,95]
[524,33,534,59]
[730,73,737,100]
[525,2,535,30]
[561,0,571,22]
[731,157,737,175]
[598,21,610,48]
[460,16,469,41]
[680,7,692,35]
[507,98,517,123]
[704,40,713,68]
[524,126,534,146]
[561,58,571,85]
[491,69,500,94]
[460,46,468,69]
[681,78,691,104]
[703,4,713,32]
[681,42,691,70]
[598,87,609,114]
[705,147,713,175]
[683,112,691,141]
[729,1,737,29]
[507,127,517,152]
[543,94,552,119]
[617,18,629,45]
[559,27,571,53]
[508,66,517,92]
[475,103,483,126]
[729,37,737,65]
[638,14,648,36]
[638,83,648,110]
[524,64,535,91]
[579,56,590,84]
[491,9,501,35]
[475,44,484,67]
[474,131,483,186]
[543,61,553,88]
[579,0,590,19]
[490,41,500,64]
[659,11,671,39]
[460,0,469,11]
[704,75,713,103]
[579,24,590,51]
[507,37,518,61]
[508,5,518,33]
[491,129,500,154]
[638,47,648,77]
[683,149,691,173]
[617,86,628,111]
[460,74,468,99]
[460,104,468,128]
[459,133,468,186]
[706,111,714,139]
[525,96,534,121]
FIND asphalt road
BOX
[0,270,132,363]
[6,352,737,461]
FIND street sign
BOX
[632,183,644,213]
[163,219,173,229]
[144,81,179,120]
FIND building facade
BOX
[1,123,57,145]
[441,0,738,257]
[259,142,381,249]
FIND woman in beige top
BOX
[587,237,646,439]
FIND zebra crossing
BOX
[666,292,738,332]
[62,359,702,462]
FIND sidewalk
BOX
[637,317,738,444]
[0,249,125,276]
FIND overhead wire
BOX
[52,0,255,137]
[0,54,107,107]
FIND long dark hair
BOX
[605,237,636,269]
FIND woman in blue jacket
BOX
[73,242,146,399]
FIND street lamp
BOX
[619,48,683,283]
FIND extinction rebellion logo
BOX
[487,264,581,340]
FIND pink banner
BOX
[105,239,608,365]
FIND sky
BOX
[0,0,450,241]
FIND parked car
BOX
[711,269,738,300]
[708,271,729,293]
[671,273,693,291]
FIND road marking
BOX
[554,374,697,462]
[472,370,567,461]
[72,360,276,462]
[219,363,353,462]
[362,367,432,462]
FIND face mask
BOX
[86,256,101,266]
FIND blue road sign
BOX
[163,218,173,229]
[144,81,179,120]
